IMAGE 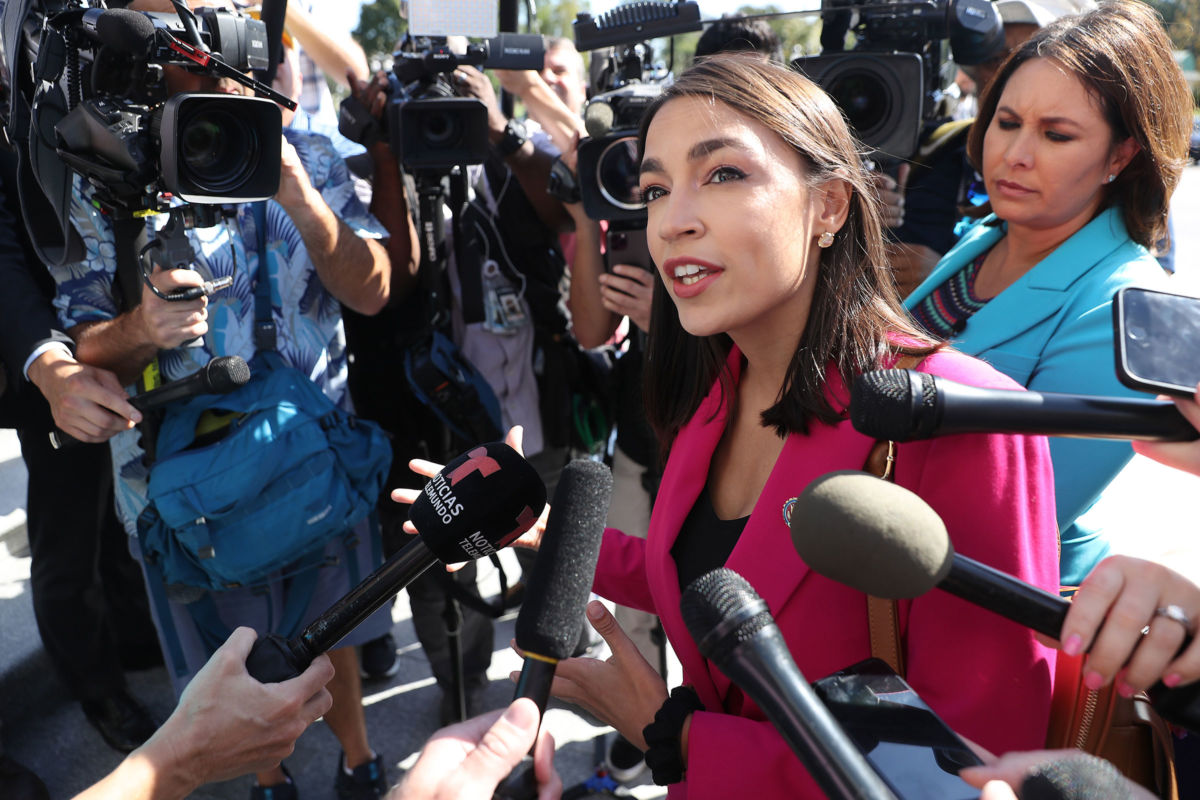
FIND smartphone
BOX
[811,658,983,800]
[604,223,655,274]
[1114,286,1200,397]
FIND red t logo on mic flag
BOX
[448,447,501,485]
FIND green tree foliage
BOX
[534,0,590,39]
[355,0,406,68]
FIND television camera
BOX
[337,32,544,169]
[794,0,1005,161]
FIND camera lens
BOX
[596,136,642,212]
[826,71,891,139]
[179,107,258,194]
[420,110,461,148]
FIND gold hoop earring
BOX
[817,231,835,248]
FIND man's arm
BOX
[68,267,210,386]
[275,137,392,315]
[455,67,573,233]
[495,69,586,158]
[74,628,334,800]
[284,2,369,88]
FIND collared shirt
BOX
[49,127,386,532]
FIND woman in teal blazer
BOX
[904,1,1190,587]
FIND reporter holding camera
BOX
[903,0,1191,589]
[45,0,405,795]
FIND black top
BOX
[672,487,750,591]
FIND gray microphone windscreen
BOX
[584,101,615,140]
[1020,755,1134,800]
[514,458,613,659]
[788,471,953,599]
[95,9,157,58]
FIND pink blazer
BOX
[594,347,1059,799]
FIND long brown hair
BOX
[638,54,937,452]
[966,0,1191,248]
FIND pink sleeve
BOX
[592,526,657,613]
[899,427,1059,757]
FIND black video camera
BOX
[793,0,1004,161]
[25,4,289,210]
[338,33,544,170]
[572,1,702,223]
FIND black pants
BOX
[16,426,157,702]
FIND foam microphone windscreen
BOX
[204,355,251,393]
[514,459,613,659]
[584,101,615,140]
[95,9,157,58]
[788,471,954,599]
[1020,755,1135,800]
[409,442,547,565]
[850,369,930,442]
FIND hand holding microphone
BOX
[245,441,546,684]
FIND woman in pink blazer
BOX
[539,54,1060,799]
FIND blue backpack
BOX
[136,349,391,592]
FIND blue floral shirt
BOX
[48,128,386,532]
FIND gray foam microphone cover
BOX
[789,471,954,599]
[584,101,615,140]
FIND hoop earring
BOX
[817,231,835,248]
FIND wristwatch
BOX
[496,118,529,157]
[547,155,581,204]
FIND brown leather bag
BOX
[861,436,1179,799]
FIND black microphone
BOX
[255,0,288,86]
[1020,755,1135,800]
[245,442,547,683]
[680,568,897,800]
[512,458,612,715]
[48,356,251,450]
[81,8,157,58]
[851,369,1199,442]
[787,471,1200,733]
[495,458,612,800]
[129,355,250,412]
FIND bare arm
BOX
[73,628,334,800]
[565,205,620,348]
[275,138,391,315]
[495,69,586,158]
[68,267,210,386]
[284,3,369,87]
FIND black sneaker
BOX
[335,752,388,800]
[80,690,159,754]
[605,734,647,784]
[250,764,297,800]
[359,634,400,680]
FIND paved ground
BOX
[2,167,1199,799]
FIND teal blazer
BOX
[905,206,1169,587]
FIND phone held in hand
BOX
[811,658,983,800]
[1114,286,1200,398]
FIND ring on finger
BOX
[1153,604,1195,636]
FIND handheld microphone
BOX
[512,458,612,715]
[787,471,1200,733]
[129,355,250,412]
[680,568,897,800]
[48,355,251,450]
[255,0,288,86]
[495,458,612,800]
[851,369,1199,442]
[245,442,546,683]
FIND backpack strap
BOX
[251,201,276,352]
